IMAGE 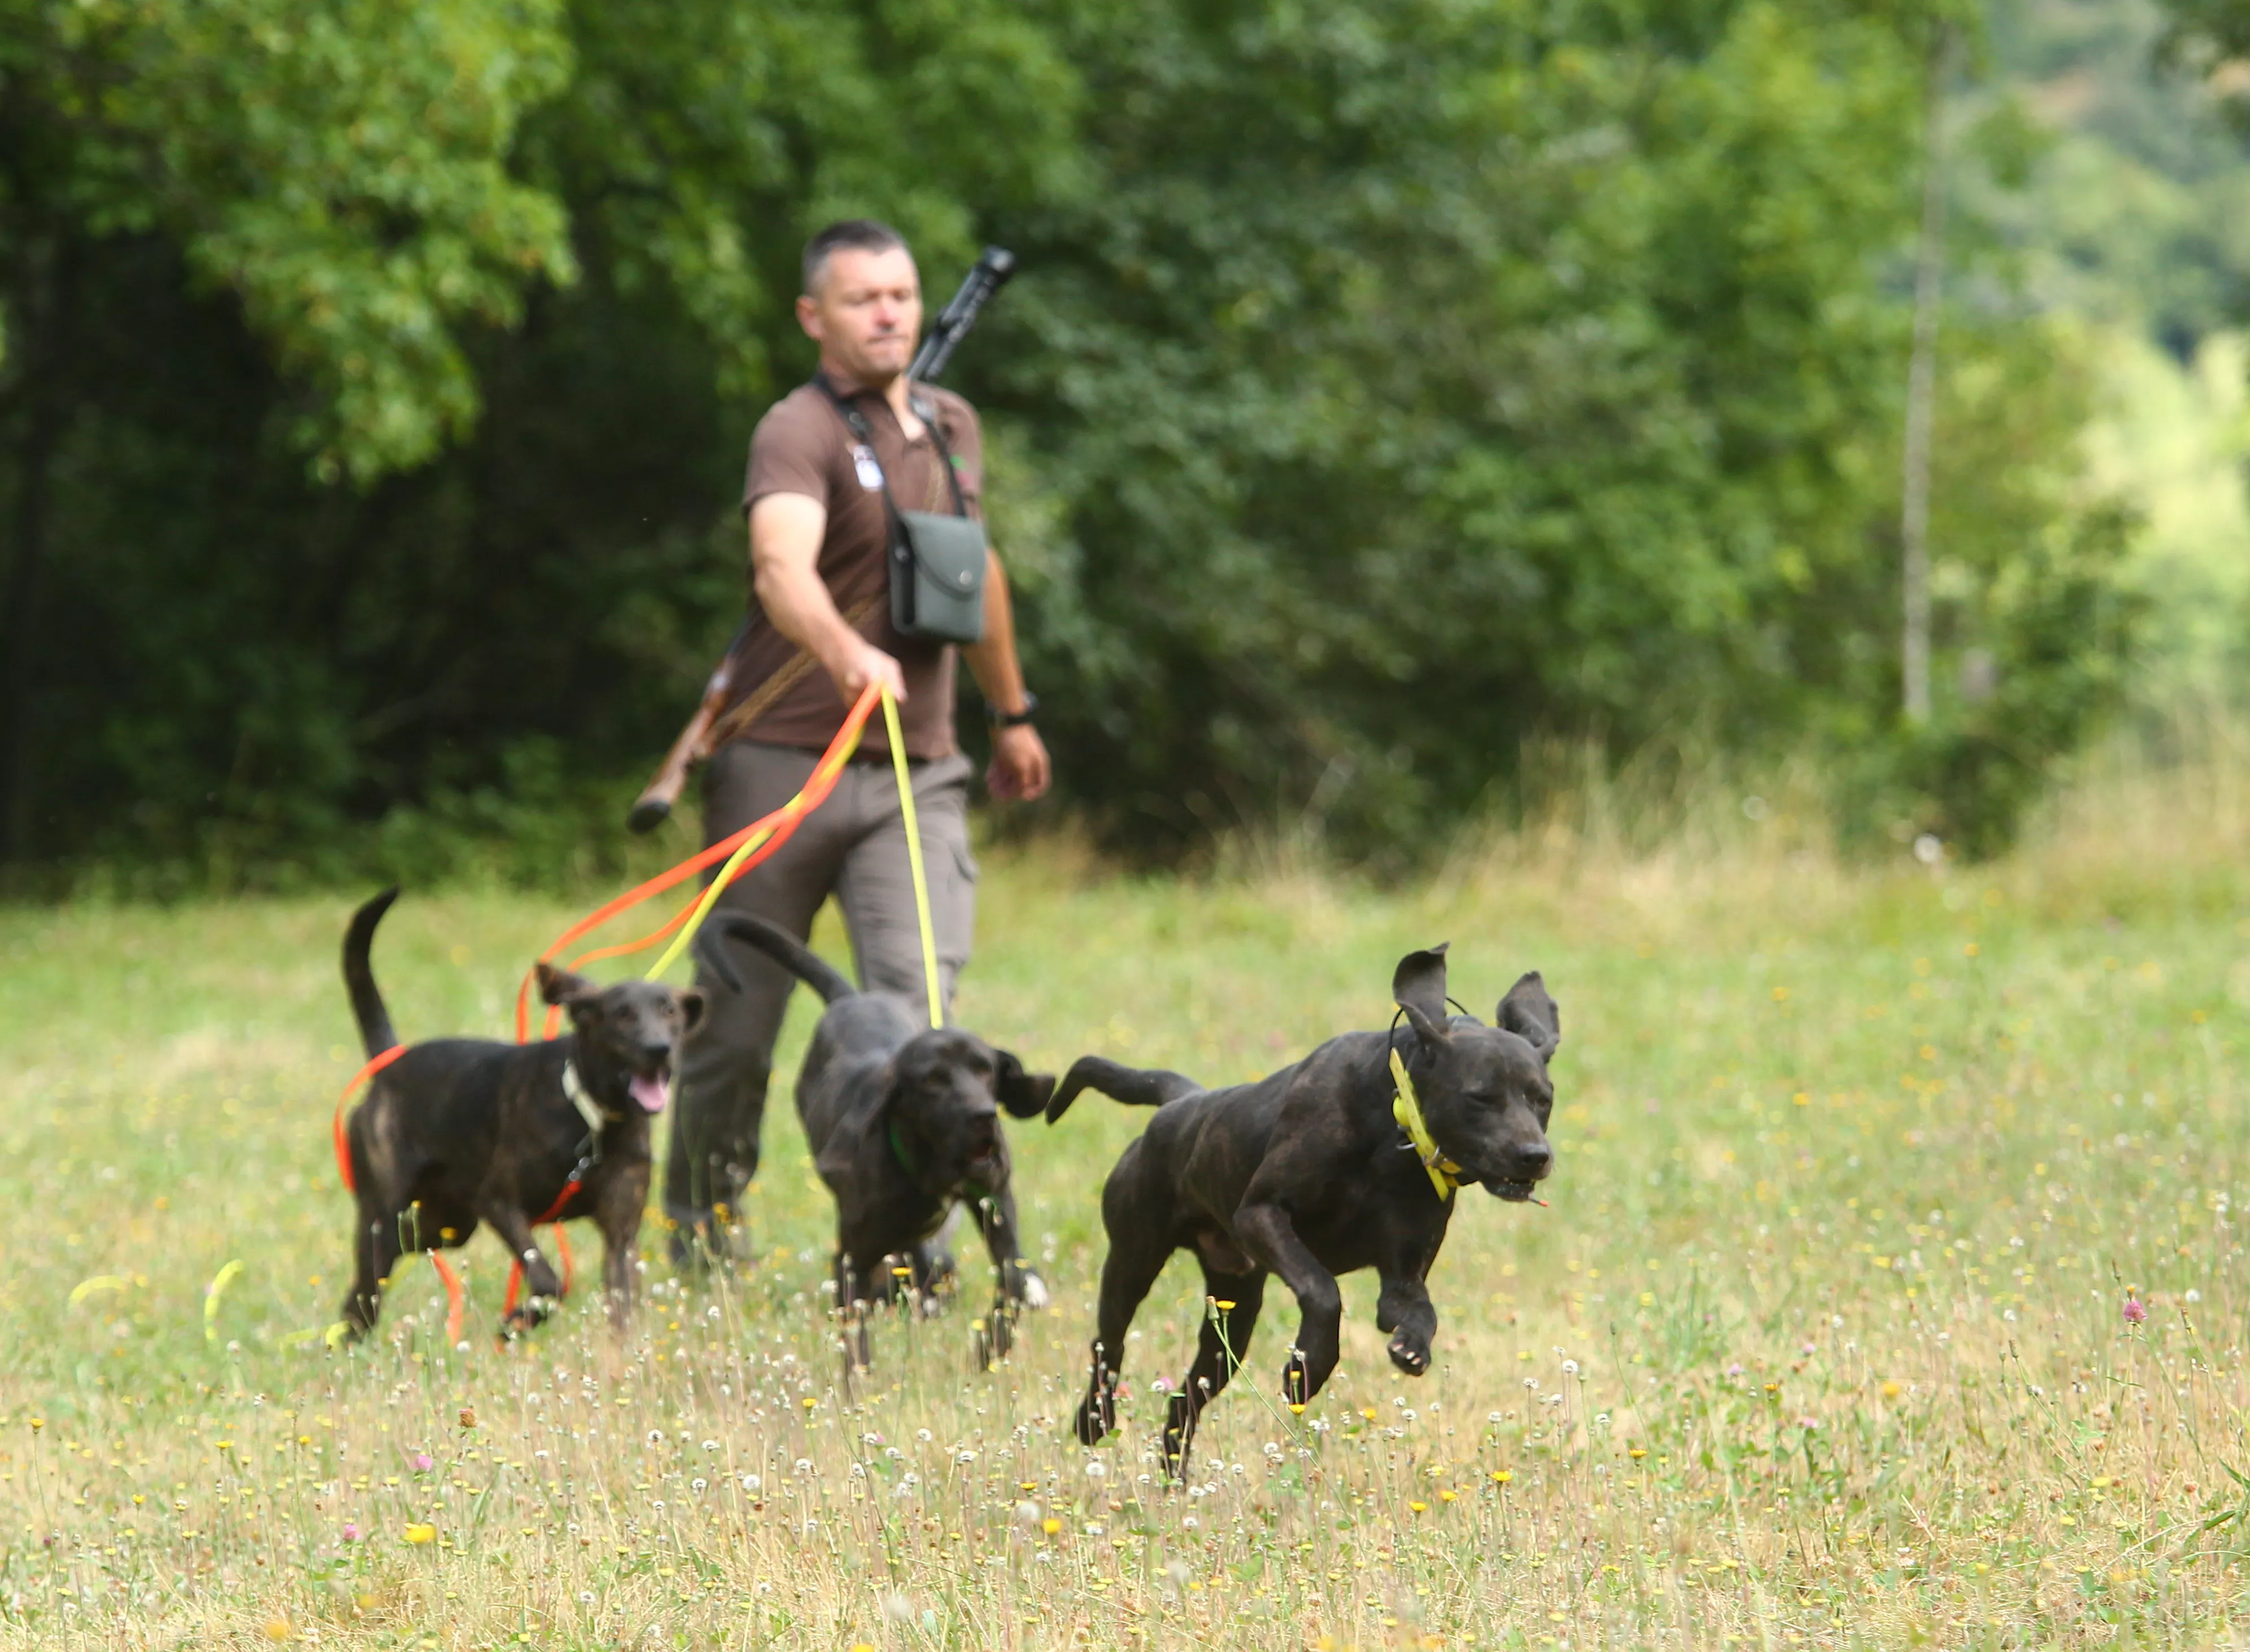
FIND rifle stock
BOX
[630,247,1015,833]
[628,663,733,835]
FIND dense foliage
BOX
[0,0,2142,885]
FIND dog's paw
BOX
[1073,1395,1111,1447]
[1385,1333,1431,1376]
[1159,1391,1194,1480]
[1282,1348,1310,1412]
[1016,1268,1050,1311]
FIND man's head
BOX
[797,219,920,389]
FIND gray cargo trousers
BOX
[662,738,975,1255]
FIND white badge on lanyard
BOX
[851,444,884,491]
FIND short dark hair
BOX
[802,219,910,295]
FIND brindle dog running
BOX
[336,888,733,1338]
[1046,943,1559,1474]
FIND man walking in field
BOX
[665,218,1050,1263]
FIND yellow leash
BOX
[642,695,876,982]
[882,688,945,1030]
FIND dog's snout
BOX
[637,1039,673,1069]
[1510,1139,1554,1179]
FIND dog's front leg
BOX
[484,1206,564,1332]
[834,1251,872,1373]
[594,1169,650,1330]
[972,1188,1047,1311]
[1233,1201,1345,1401]
[1375,1271,1438,1376]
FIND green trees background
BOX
[0,0,2240,885]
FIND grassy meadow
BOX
[3,754,2250,1649]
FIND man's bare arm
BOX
[964,548,1052,800]
[749,492,905,703]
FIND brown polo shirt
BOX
[722,379,984,761]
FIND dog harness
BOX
[499,1059,614,1324]
[1389,1047,1462,1201]
[538,1058,613,1220]
[560,1059,612,1147]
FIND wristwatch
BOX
[988,691,1038,729]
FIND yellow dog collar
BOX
[1389,1047,1461,1200]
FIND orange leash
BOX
[516,683,882,1040]
[428,1250,465,1345]
[332,1044,411,1194]
[339,691,887,1340]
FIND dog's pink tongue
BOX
[629,1073,669,1114]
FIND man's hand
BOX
[988,724,1051,801]
[825,634,907,708]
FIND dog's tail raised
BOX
[709,913,857,1005]
[343,887,403,1058]
[1045,1056,1201,1124]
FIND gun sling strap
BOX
[701,593,881,755]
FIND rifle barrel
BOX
[910,247,1015,383]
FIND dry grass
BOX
[3,745,2250,1649]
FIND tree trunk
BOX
[0,232,73,865]
[1900,21,1953,726]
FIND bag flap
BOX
[897,510,987,595]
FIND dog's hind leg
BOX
[1235,1201,1346,1403]
[341,1203,405,1338]
[1161,1270,1267,1481]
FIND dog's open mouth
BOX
[629,1067,671,1114]
[1485,1179,1541,1203]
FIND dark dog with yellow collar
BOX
[336,888,732,1339]
[1045,943,1558,1472]
[715,915,1055,1368]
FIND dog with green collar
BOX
[709,914,1055,1372]
[1045,943,1560,1475]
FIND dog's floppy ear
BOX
[677,987,709,1037]
[994,1049,1056,1121]
[536,961,599,1009]
[1393,943,1453,1049]
[1497,970,1560,1062]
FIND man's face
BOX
[797,246,921,385]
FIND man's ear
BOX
[677,988,708,1038]
[1393,943,1453,1050]
[993,1049,1056,1121]
[1497,971,1560,1062]
[536,961,599,1009]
